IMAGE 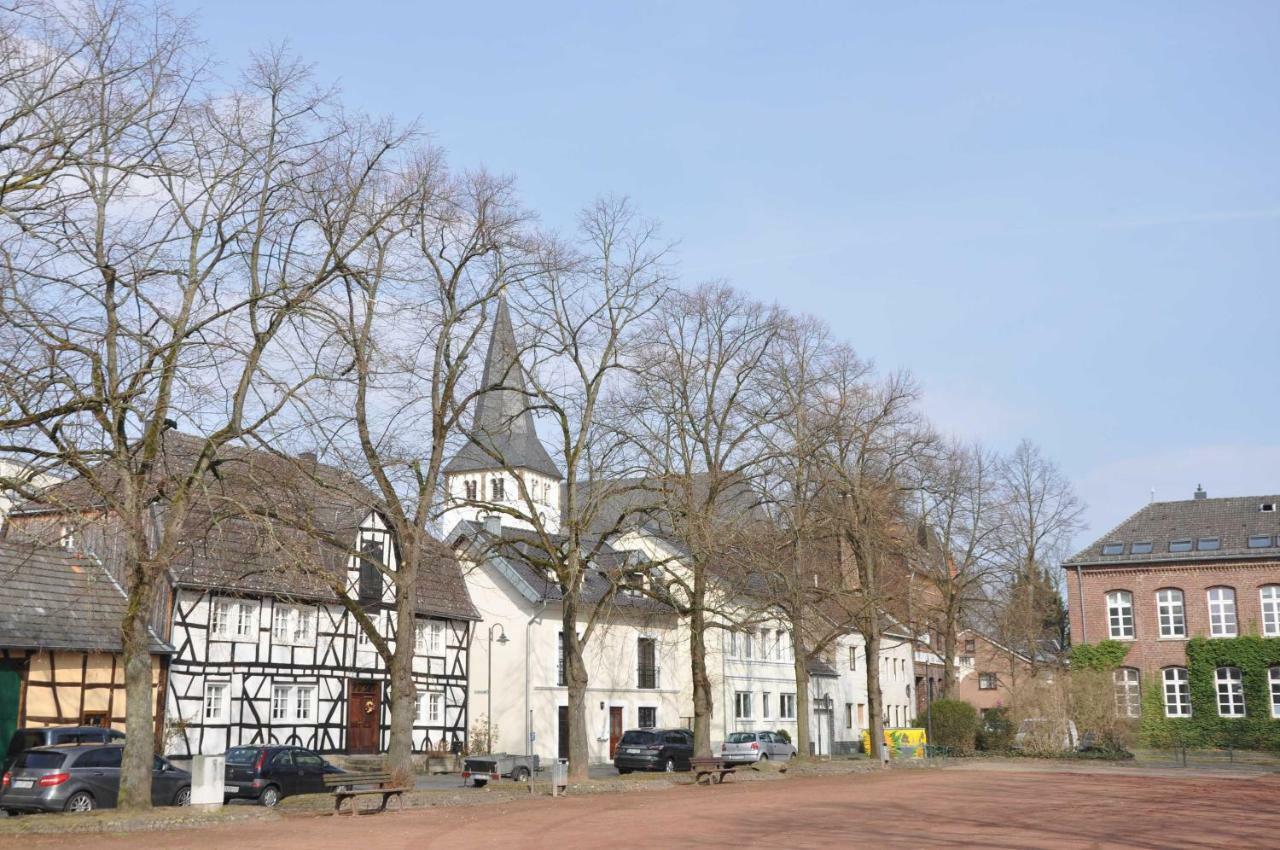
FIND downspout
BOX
[1074,565,1087,644]
[525,598,547,757]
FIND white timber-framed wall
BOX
[163,511,472,756]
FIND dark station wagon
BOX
[223,745,344,807]
[613,728,693,774]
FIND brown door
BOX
[609,706,623,758]
[347,679,381,754]
[558,706,569,760]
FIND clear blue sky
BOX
[175,0,1280,548]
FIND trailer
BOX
[461,753,540,787]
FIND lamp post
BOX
[487,623,509,752]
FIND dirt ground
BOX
[7,764,1280,849]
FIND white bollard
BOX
[190,754,225,808]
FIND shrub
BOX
[929,699,978,753]
[774,729,792,744]
[976,707,1014,751]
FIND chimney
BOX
[1194,484,1207,500]
[484,515,503,537]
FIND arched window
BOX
[1163,667,1191,717]
[1113,668,1141,718]
[1215,667,1244,717]
[1106,590,1134,639]
[490,475,505,501]
[1155,589,1185,638]
[1270,667,1280,719]
[1207,587,1237,637]
[464,479,477,501]
[1260,586,1280,637]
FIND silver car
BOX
[0,744,191,813]
[720,731,797,765]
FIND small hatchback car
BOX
[613,728,693,774]
[223,745,344,807]
[0,744,190,813]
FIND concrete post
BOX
[190,754,225,808]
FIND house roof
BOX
[448,520,673,614]
[0,541,171,653]
[444,300,562,480]
[13,432,478,621]
[1064,493,1280,568]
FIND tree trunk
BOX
[563,603,590,782]
[792,650,811,757]
[864,627,887,766]
[689,603,713,757]
[386,550,417,777]
[941,602,958,697]
[117,572,156,810]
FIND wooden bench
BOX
[324,771,411,816]
[689,756,735,785]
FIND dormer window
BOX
[1131,542,1154,554]
[1197,537,1221,551]
[1169,539,1193,553]
[1101,543,1124,556]
[1262,503,1276,513]
[1248,535,1272,549]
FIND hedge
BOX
[929,698,978,753]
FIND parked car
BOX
[720,731,797,765]
[4,727,125,772]
[0,744,189,813]
[1011,718,1080,752]
[223,745,344,807]
[613,728,693,774]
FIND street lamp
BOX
[487,623,509,752]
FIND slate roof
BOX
[13,432,478,621]
[0,541,171,653]
[1065,493,1280,568]
[449,520,672,614]
[444,300,562,479]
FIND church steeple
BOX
[444,299,561,480]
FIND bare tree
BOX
[462,196,669,781]
[278,156,539,775]
[914,439,1005,695]
[621,282,786,756]
[994,439,1084,666]
[0,5,411,805]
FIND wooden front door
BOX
[347,679,381,754]
[557,706,569,760]
[608,706,623,758]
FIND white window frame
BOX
[978,672,997,690]
[1113,668,1141,718]
[271,684,290,721]
[211,597,257,642]
[779,692,796,720]
[1215,667,1245,717]
[734,691,753,720]
[203,681,230,723]
[1156,588,1185,638]
[1163,667,1191,717]
[762,692,772,720]
[1106,590,1134,639]
[744,632,753,660]
[1261,586,1280,637]
[418,690,443,725]
[429,621,445,653]
[1207,587,1238,638]
[270,683,317,723]
[1270,667,1280,719]
[272,604,315,647]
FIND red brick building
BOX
[1063,489,1280,718]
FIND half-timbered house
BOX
[7,434,478,757]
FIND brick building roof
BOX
[1065,492,1280,568]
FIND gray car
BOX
[720,731,797,765]
[0,744,191,813]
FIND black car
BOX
[613,728,693,774]
[4,727,125,772]
[223,745,344,807]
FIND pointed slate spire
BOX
[444,299,562,479]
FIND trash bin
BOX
[552,758,569,796]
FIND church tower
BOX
[440,299,562,536]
